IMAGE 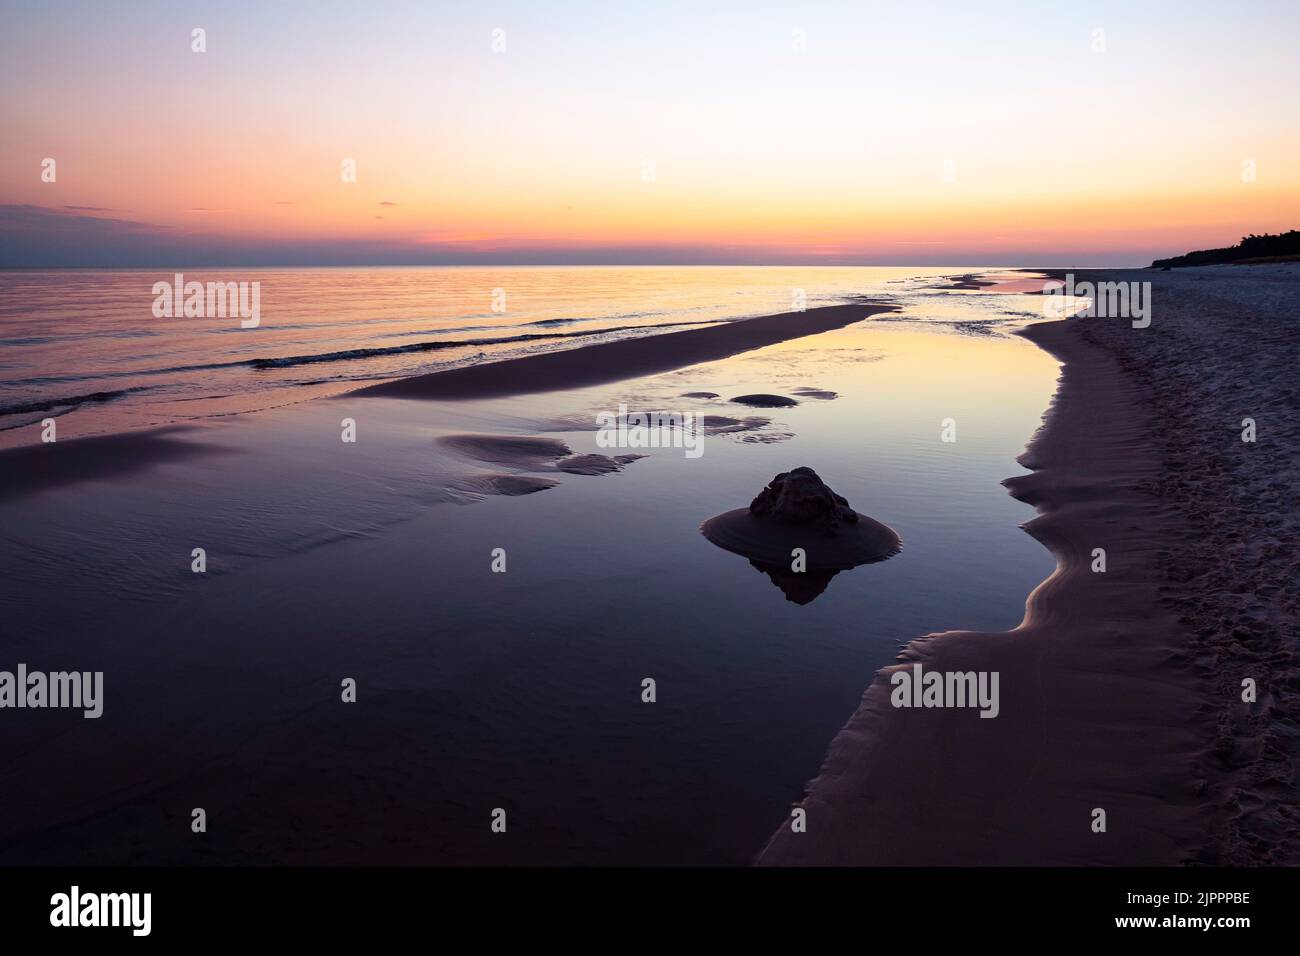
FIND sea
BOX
[0,265,1063,864]
[0,266,1046,446]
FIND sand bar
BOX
[352,303,896,400]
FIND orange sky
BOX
[3,1,1298,265]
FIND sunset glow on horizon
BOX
[3,0,1298,266]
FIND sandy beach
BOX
[4,2,1298,937]
[758,265,1300,866]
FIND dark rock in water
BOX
[701,466,900,572]
[731,393,799,408]
[749,466,857,528]
[681,391,720,399]
[791,387,838,400]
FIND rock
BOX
[701,466,900,571]
[749,466,859,529]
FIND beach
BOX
[758,264,1300,866]
[3,0,1296,935]
[0,265,1293,866]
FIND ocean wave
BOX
[387,312,676,338]
[0,387,150,416]
[5,320,715,386]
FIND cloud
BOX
[0,206,795,265]
[0,205,181,267]
[0,204,1149,267]
[378,201,398,206]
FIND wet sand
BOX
[0,301,892,497]
[758,266,1300,866]
[353,303,896,400]
[0,427,233,502]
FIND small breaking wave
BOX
[0,387,151,417]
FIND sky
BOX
[2,0,1298,267]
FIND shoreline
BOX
[757,267,1299,865]
[2,265,1292,864]
[758,311,1218,864]
[0,300,896,483]
[350,302,896,400]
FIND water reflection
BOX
[749,559,842,605]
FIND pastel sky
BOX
[2,0,1298,266]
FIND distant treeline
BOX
[1152,231,1300,268]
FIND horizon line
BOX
[0,260,1146,270]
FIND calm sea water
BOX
[0,266,1043,446]
[0,266,1060,864]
